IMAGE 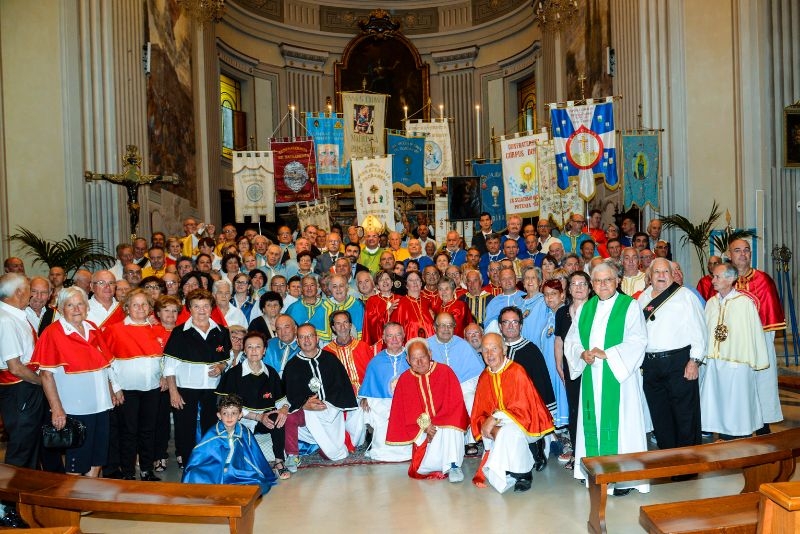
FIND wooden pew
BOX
[580,427,800,534]
[0,464,260,534]
[758,481,800,533]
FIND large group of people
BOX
[0,210,786,525]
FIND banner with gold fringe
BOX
[351,155,395,229]
[232,150,275,223]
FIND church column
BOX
[196,22,220,227]
[280,45,329,137]
[432,47,478,176]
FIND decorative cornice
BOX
[217,38,260,74]
[498,42,540,76]
[430,46,479,71]
[279,43,330,70]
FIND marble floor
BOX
[72,382,800,534]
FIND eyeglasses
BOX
[570,282,588,288]
[93,280,115,287]
[164,281,177,286]
[500,319,520,326]
[143,284,161,290]
[592,278,615,285]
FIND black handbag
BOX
[42,417,86,449]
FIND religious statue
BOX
[85,145,180,240]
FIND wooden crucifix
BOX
[84,145,180,241]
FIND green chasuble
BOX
[577,293,634,457]
[359,247,384,274]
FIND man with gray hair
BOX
[26,276,57,335]
[0,273,44,527]
[87,270,124,329]
[637,258,707,456]
[72,269,93,294]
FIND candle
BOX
[475,105,481,158]
[439,104,444,121]
[403,105,408,122]
[290,105,296,138]
[327,104,332,117]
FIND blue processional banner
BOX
[387,133,426,194]
[472,161,506,232]
[305,113,349,188]
[621,132,660,210]
[550,98,617,200]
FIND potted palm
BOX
[8,226,115,279]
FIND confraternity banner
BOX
[405,119,453,187]
[297,200,331,233]
[621,132,660,210]
[472,161,506,232]
[550,98,617,200]
[387,132,426,194]
[499,132,548,215]
[537,141,584,229]
[305,113,349,188]
[232,151,275,223]
[269,137,319,205]
[342,92,387,164]
[351,155,395,229]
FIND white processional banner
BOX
[499,132,548,215]
[232,151,275,223]
[405,119,453,188]
[342,92,387,164]
[351,155,395,230]
[297,200,331,233]
[537,141,584,229]
[434,192,449,242]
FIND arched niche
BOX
[334,11,429,132]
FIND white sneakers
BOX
[448,466,464,483]
[286,454,301,473]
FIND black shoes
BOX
[533,440,547,472]
[671,473,698,482]
[140,471,161,482]
[510,472,533,492]
[0,509,29,528]
[612,488,633,497]
[104,468,124,479]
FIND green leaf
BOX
[8,226,115,278]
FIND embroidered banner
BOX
[472,161,506,232]
[537,141,584,229]
[269,138,319,205]
[621,132,660,210]
[297,200,331,233]
[434,191,449,244]
[304,113,349,188]
[499,132,548,215]
[342,92,387,164]
[550,98,617,200]
[405,119,453,188]
[232,151,275,223]
[351,155,395,229]
[387,132,426,194]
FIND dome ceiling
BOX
[230,0,529,34]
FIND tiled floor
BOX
[70,382,800,533]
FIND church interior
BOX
[1,0,800,532]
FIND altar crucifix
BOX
[85,145,180,241]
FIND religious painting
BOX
[145,0,197,206]
[447,176,482,221]
[562,0,613,100]
[335,12,430,132]
[353,105,375,134]
[785,105,800,168]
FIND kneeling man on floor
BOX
[471,333,555,493]
[386,338,469,482]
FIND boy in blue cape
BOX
[182,394,277,495]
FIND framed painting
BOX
[785,104,800,168]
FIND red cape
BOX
[471,360,554,441]
[98,304,125,331]
[323,339,374,394]
[433,298,470,337]
[391,295,435,340]
[386,362,469,445]
[104,322,167,360]
[32,321,113,373]
[176,306,227,328]
[363,294,399,346]
[735,269,786,332]
[696,274,714,301]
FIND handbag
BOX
[42,416,87,449]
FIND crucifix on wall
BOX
[85,145,181,241]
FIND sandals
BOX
[564,457,575,470]
[273,461,291,480]
[465,444,480,457]
[153,459,167,472]
[176,456,184,470]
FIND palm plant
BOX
[659,201,722,269]
[710,228,757,257]
[8,226,114,278]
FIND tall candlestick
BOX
[290,105,296,138]
[475,105,481,158]
[439,104,444,121]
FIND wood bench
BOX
[0,464,260,534]
[580,427,800,534]
[758,481,800,533]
